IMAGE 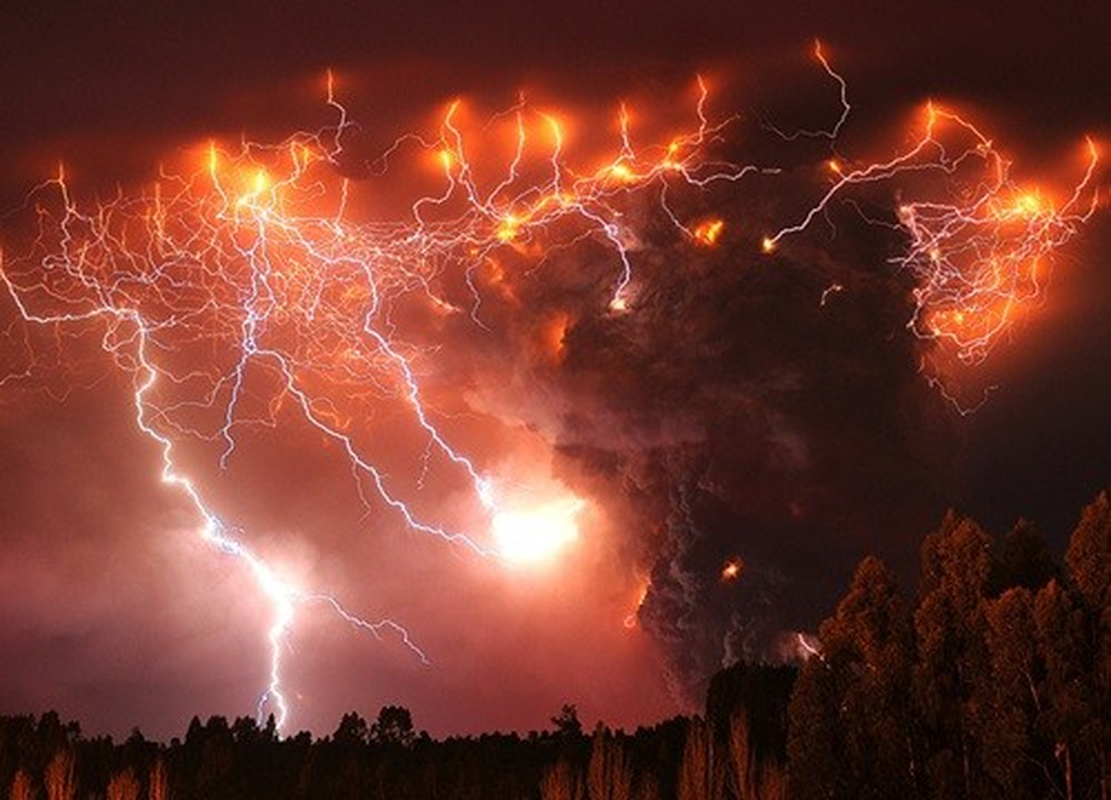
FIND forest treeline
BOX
[2,492,1106,799]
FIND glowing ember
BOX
[721,558,743,582]
[691,218,725,247]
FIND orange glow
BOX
[692,218,725,247]
[1013,192,1044,216]
[925,100,939,129]
[38,83,1096,400]
[834,101,1104,375]
[924,292,1027,351]
[623,581,650,630]
[496,214,521,242]
[231,169,273,209]
[992,189,1055,221]
[206,142,219,179]
[721,558,743,582]
[6,56,1104,732]
[535,312,571,363]
[291,142,316,171]
[541,113,565,150]
[608,163,636,183]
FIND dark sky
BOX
[1,1,1108,740]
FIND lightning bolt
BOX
[0,75,765,729]
[761,49,1101,406]
[1,50,1100,727]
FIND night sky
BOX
[1,1,1108,741]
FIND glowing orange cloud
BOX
[3,52,1101,729]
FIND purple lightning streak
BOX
[0,261,429,728]
[425,75,773,314]
[760,52,1101,404]
[1,52,1101,727]
[0,77,769,728]
[762,40,852,143]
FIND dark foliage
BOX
[706,661,796,763]
[788,491,1108,800]
[2,493,1105,799]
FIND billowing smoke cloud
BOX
[445,180,957,705]
[1,0,1106,740]
[5,57,1095,730]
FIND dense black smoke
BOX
[452,180,959,705]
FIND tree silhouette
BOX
[331,712,369,746]
[1034,578,1094,799]
[0,493,1105,800]
[8,770,34,800]
[370,706,415,748]
[788,556,915,799]
[105,767,141,800]
[705,661,795,766]
[43,748,76,800]
[1057,491,1109,799]
[913,512,993,797]
[541,757,585,800]
[981,587,1043,797]
[552,705,584,742]
[586,725,634,800]
[1065,491,1109,612]
[991,519,1058,594]
[676,717,725,800]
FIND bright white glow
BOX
[492,497,584,565]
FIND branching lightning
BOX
[0,75,765,728]
[1,48,1100,726]
[764,89,1101,384]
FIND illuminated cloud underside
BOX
[0,49,1100,729]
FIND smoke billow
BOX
[454,189,957,705]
